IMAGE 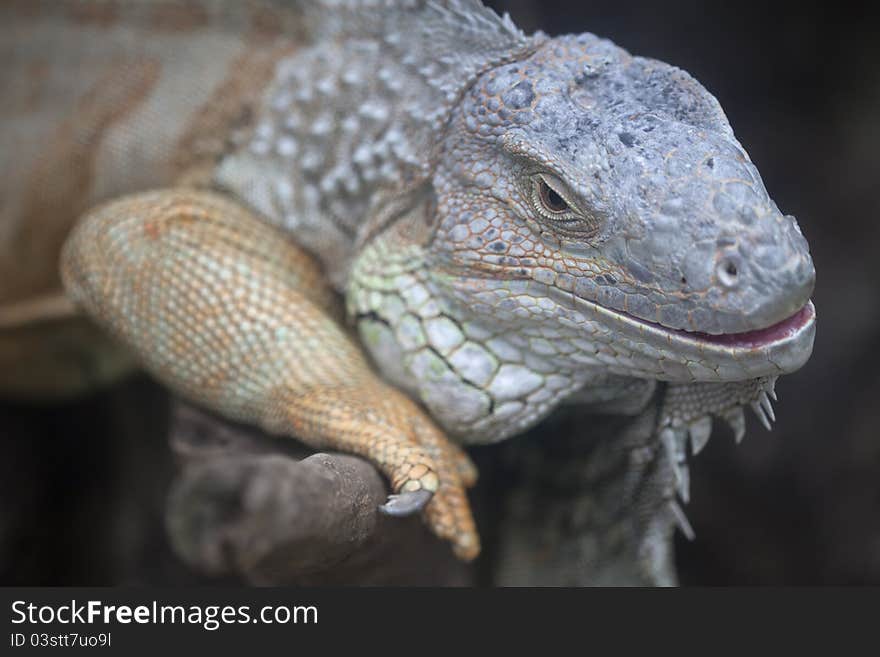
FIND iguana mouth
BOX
[549,281,816,362]
[680,302,815,347]
[621,301,815,349]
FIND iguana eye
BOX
[532,173,577,221]
[539,179,568,213]
[530,174,580,223]
[527,173,601,238]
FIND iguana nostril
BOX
[717,255,741,288]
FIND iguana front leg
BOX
[60,189,479,560]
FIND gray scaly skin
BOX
[61,1,816,580]
[218,4,814,493]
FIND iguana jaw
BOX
[542,282,816,381]
[608,298,815,351]
[656,302,814,349]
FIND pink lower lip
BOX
[555,281,816,349]
[678,302,815,348]
[615,301,815,348]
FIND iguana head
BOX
[430,32,815,384]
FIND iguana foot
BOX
[380,450,479,560]
[404,413,480,560]
[361,395,480,560]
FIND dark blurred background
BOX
[2,0,878,585]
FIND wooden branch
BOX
[0,290,78,329]
[164,402,471,585]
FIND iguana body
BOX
[4,1,816,578]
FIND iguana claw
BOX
[379,489,434,516]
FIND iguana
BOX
[2,1,816,578]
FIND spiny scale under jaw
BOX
[721,406,747,444]
[659,426,691,504]
[60,189,480,561]
[668,499,695,541]
[687,415,713,455]
[658,376,778,505]
[752,389,777,430]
